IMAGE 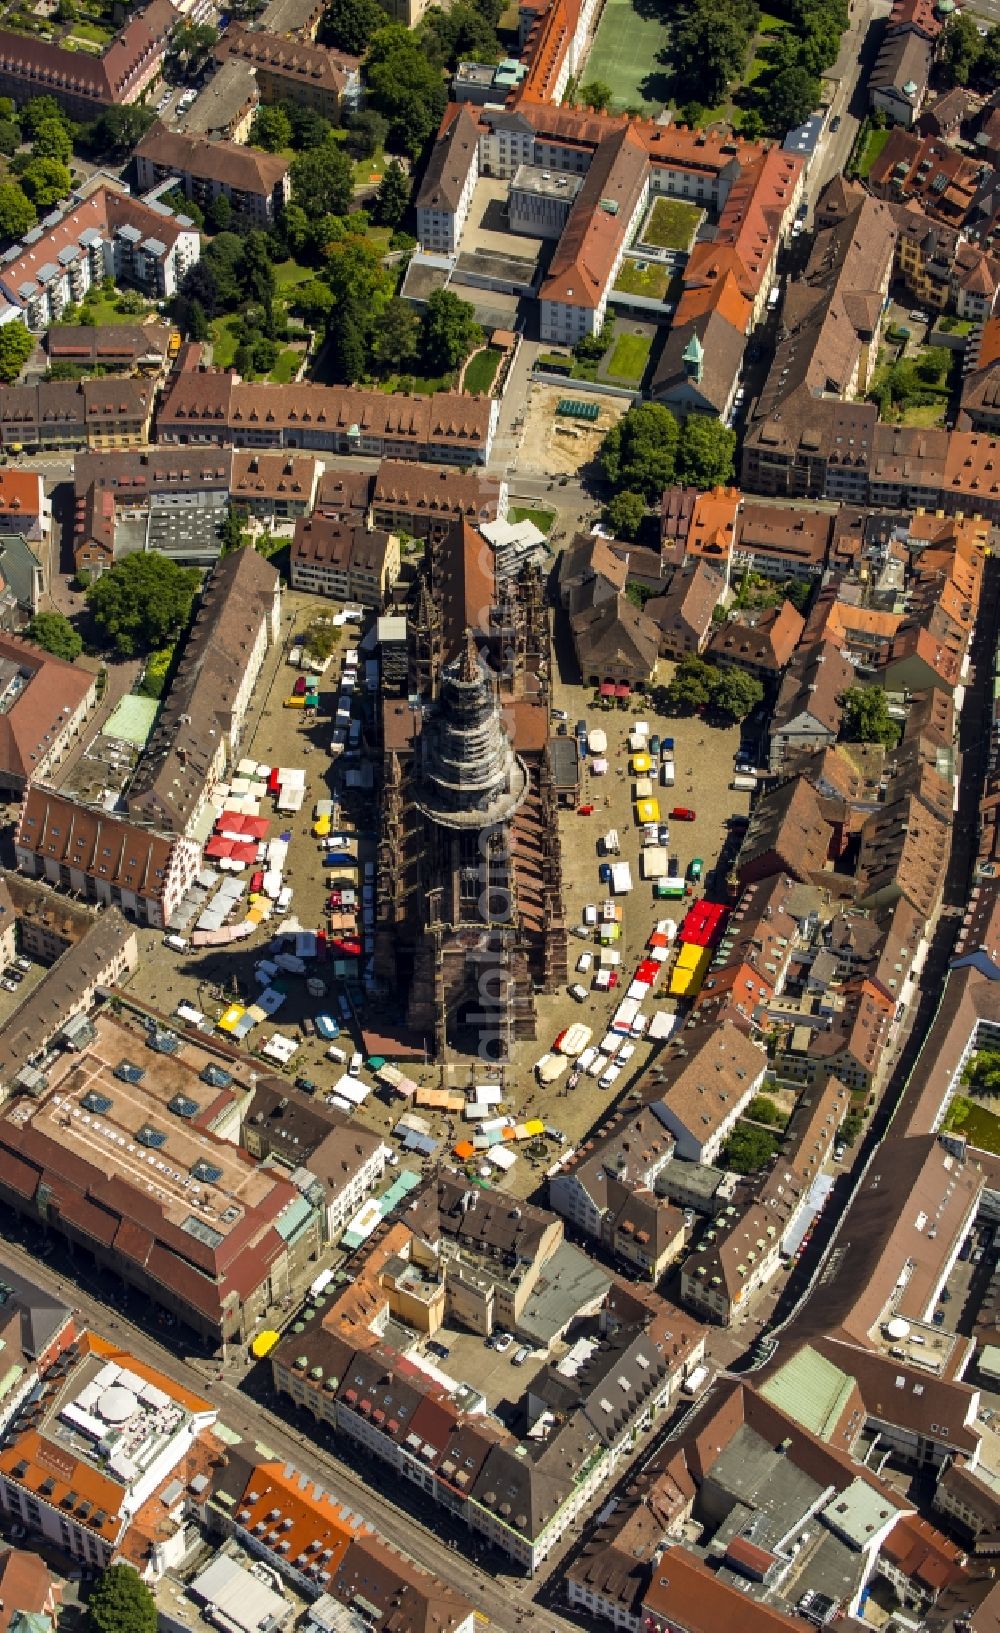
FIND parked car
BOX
[598,862,613,884]
[578,804,594,816]
[301,1016,317,1037]
[316,1013,340,1040]
[294,1075,317,1094]
[492,1331,514,1352]
[670,807,696,821]
[551,708,568,721]
[0,978,17,993]
[13,957,31,973]
[294,675,308,696]
[830,113,841,131]
[689,857,703,882]
[576,951,593,974]
[599,1062,622,1090]
[658,824,670,845]
[649,735,660,756]
[427,1340,451,1360]
[568,983,588,1002]
[668,855,680,877]
[512,1346,531,1367]
[616,1041,636,1064]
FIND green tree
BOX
[204,192,233,234]
[605,490,646,541]
[167,22,219,81]
[0,321,34,384]
[86,1564,157,1633]
[665,654,716,711]
[710,665,764,721]
[324,238,394,320]
[345,108,389,160]
[365,25,449,156]
[86,553,200,658]
[421,288,482,372]
[371,295,420,372]
[290,140,354,219]
[578,79,613,111]
[87,103,156,159]
[419,2,501,68]
[740,108,765,140]
[138,645,174,698]
[375,158,410,228]
[220,504,246,554]
[842,684,900,748]
[322,0,388,53]
[676,414,737,489]
[767,63,821,132]
[672,0,758,107]
[783,579,812,614]
[747,1094,787,1128]
[202,231,245,306]
[938,10,982,86]
[330,307,367,382]
[721,1122,780,1174]
[239,231,276,317]
[841,1110,864,1144]
[27,610,82,661]
[32,117,73,162]
[0,182,36,243]
[294,277,336,327]
[251,103,293,153]
[18,96,71,141]
[18,157,72,208]
[288,102,333,149]
[600,402,679,500]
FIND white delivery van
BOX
[164,934,189,953]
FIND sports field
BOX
[581,0,672,112]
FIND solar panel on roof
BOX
[136,1124,167,1149]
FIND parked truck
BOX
[732,773,757,791]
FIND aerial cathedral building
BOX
[374,520,568,1060]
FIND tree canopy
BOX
[605,490,647,541]
[600,403,680,500]
[0,181,36,244]
[365,25,448,156]
[321,0,389,54]
[250,103,293,152]
[0,321,34,385]
[672,0,759,108]
[27,610,82,662]
[375,158,410,227]
[86,1564,157,1633]
[674,415,737,489]
[721,1122,781,1174]
[421,288,482,372]
[289,140,355,219]
[663,655,763,720]
[86,554,200,659]
[841,684,900,748]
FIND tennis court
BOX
[582,0,672,112]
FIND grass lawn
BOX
[857,126,891,178]
[378,370,456,395]
[269,348,302,383]
[510,506,555,533]
[463,346,501,395]
[273,259,313,293]
[613,259,670,300]
[582,0,672,112]
[71,289,153,325]
[640,197,702,252]
[210,314,240,369]
[898,401,948,427]
[606,332,651,383]
[68,19,111,42]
